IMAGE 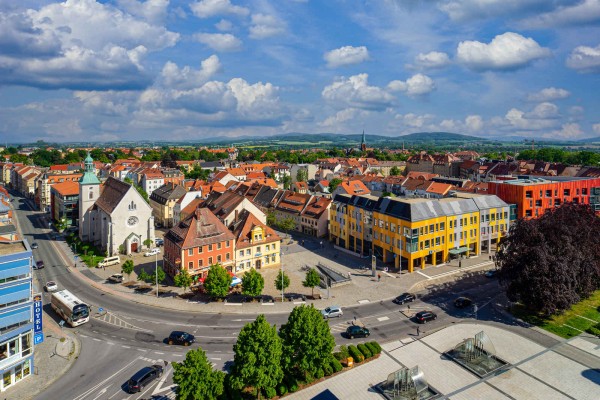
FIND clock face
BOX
[127,216,139,226]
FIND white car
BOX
[144,248,161,257]
[321,306,343,319]
[45,281,58,292]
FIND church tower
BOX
[360,130,367,152]
[78,152,100,241]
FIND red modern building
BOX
[488,177,600,219]
[163,207,235,278]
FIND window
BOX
[208,244,213,251]
[525,210,533,217]
[256,246,261,253]
[198,246,203,254]
[226,241,230,248]
[424,240,430,248]
[21,333,31,357]
[188,249,193,256]
[582,188,588,195]
[199,259,203,267]
[546,190,552,197]
[435,237,440,246]
[226,253,230,261]
[239,250,244,257]
[535,199,542,207]
[526,190,533,198]
[440,222,445,230]
[266,244,270,251]
[564,189,570,196]
[429,224,434,233]
[272,243,277,250]
[217,242,222,250]
[188,261,193,269]
[208,257,213,265]
[271,255,276,262]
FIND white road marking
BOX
[155,352,165,355]
[93,338,101,342]
[122,345,131,349]
[72,357,140,400]
[137,349,147,352]
[357,299,370,304]
[210,357,222,360]
[377,316,390,322]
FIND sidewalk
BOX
[51,233,495,314]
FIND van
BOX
[97,256,121,268]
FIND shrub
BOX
[358,344,372,359]
[338,345,349,359]
[331,358,343,372]
[586,324,600,337]
[348,345,364,363]
[364,342,377,355]
[314,368,325,380]
[288,382,299,393]
[323,362,333,376]
[333,351,344,361]
[263,387,277,399]
[277,383,288,396]
[368,341,382,354]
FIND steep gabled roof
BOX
[230,210,281,249]
[94,177,133,214]
[150,183,187,205]
[166,208,234,249]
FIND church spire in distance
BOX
[361,130,367,152]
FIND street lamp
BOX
[155,251,159,298]
[280,251,284,302]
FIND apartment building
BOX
[231,210,281,273]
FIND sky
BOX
[1,0,600,143]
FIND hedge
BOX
[368,341,382,354]
[348,345,364,363]
[323,362,333,376]
[357,343,372,359]
[586,324,600,337]
[277,383,288,396]
[364,342,377,355]
[331,358,343,373]
[263,387,277,399]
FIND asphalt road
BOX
[11,193,508,400]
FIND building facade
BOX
[50,181,80,228]
[0,241,34,392]
[231,210,281,274]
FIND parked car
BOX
[321,306,343,319]
[144,248,161,257]
[155,238,164,247]
[108,273,124,283]
[34,260,45,270]
[485,269,497,278]
[167,331,195,346]
[45,281,58,292]
[415,311,437,324]
[454,297,473,309]
[394,292,416,304]
[346,325,370,339]
[127,365,163,393]
[31,242,39,249]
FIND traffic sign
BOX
[98,307,104,313]
[34,333,44,345]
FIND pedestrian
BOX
[417,326,420,336]
[377,273,381,282]
[320,241,323,249]
[407,304,410,311]
[459,261,462,268]
[103,265,106,271]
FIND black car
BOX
[34,260,45,270]
[485,269,497,278]
[127,365,163,393]
[394,292,416,304]
[415,311,437,324]
[168,331,195,346]
[155,238,164,247]
[454,297,473,309]
[345,325,370,339]
[31,242,39,249]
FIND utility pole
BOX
[155,252,159,298]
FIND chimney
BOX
[235,209,238,222]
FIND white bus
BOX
[50,290,90,327]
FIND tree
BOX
[242,268,265,297]
[282,175,292,190]
[172,347,225,400]
[121,259,134,280]
[296,169,308,182]
[80,244,89,256]
[204,264,232,299]
[266,211,277,227]
[143,238,153,249]
[275,270,290,294]
[278,217,296,236]
[389,166,401,176]
[328,178,343,192]
[174,268,194,293]
[137,270,151,283]
[151,266,166,286]
[303,268,321,298]
[230,315,283,399]
[279,304,336,380]
[497,203,600,315]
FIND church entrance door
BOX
[131,242,138,253]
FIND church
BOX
[78,153,155,255]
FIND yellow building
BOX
[232,210,281,273]
[330,193,510,273]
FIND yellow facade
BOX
[235,225,280,273]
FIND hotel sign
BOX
[33,293,44,345]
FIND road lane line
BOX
[122,345,131,349]
[72,357,140,400]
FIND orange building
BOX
[488,177,600,219]
[163,208,235,279]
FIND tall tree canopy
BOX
[204,264,232,299]
[496,203,600,315]
[241,268,265,297]
[172,347,225,400]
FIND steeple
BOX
[79,152,100,185]
[361,130,367,152]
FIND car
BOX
[144,248,161,257]
[45,281,58,292]
[454,297,473,309]
[415,311,437,324]
[127,365,163,393]
[167,331,195,346]
[321,306,343,319]
[485,269,497,278]
[346,325,370,339]
[394,292,416,304]
[155,238,164,247]
[108,273,124,283]
[31,242,39,249]
[33,260,45,270]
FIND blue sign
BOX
[98,307,103,313]
[33,293,44,344]
[34,333,44,345]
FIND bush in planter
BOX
[263,386,277,399]
[277,383,288,396]
[368,341,382,354]
[288,382,299,393]
[364,342,376,355]
[357,344,372,359]
[348,345,364,363]
[323,362,333,376]
[314,368,325,380]
[331,358,343,372]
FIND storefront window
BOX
[23,359,30,377]
[22,333,32,356]
[9,338,19,356]
[3,371,11,388]
[15,364,22,381]
[0,343,7,360]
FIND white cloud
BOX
[519,0,600,28]
[527,87,570,102]
[440,0,555,22]
[249,13,286,39]
[543,123,584,139]
[526,102,560,119]
[322,74,395,111]
[465,115,483,132]
[159,55,222,90]
[594,123,600,135]
[569,106,584,117]
[504,107,559,130]
[456,32,551,71]
[319,108,364,128]
[567,44,600,73]
[194,33,242,52]
[117,0,169,24]
[190,0,249,18]
[387,74,435,96]
[215,19,233,31]
[324,46,369,68]
[395,113,435,128]
[413,51,451,69]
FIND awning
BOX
[448,247,469,255]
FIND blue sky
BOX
[1,0,599,143]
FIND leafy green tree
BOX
[242,268,265,297]
[174,268,194,293]
[150,266,166,288]
[389,166,401,176]
[137,270,151,283]
[282,175,292,190]
[172,347,225,400]
[296,169,308,182]
[328,178,343,192]
[204,264,232,299]
[143,238,153,249]
[275,270,290,294]
[121,259,134,280]
[278,217,296,235]
[497,203,600,315]
[230,315,283,399]
[266,211,277,227]
[303,268,321,298]
[279,304,336,380]
[135,185,149,203]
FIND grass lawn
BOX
[511,290,600,339]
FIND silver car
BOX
[321,306,343,319]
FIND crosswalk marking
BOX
[94,311,152,332]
